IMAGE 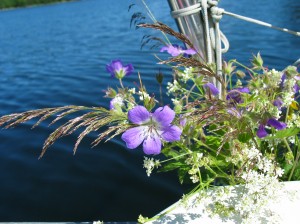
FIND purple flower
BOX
[267,118,287,130]
[257,124,268,138]
[179,115,187,127]
[256,118,287,138]
[203,83,219,96]
[273,98,283,109]
[106,60,134,79]
[160,44,196,57]
[294,83,300,93]
[226,87,250,104]
[280,74,286,89]
[227,107,242,118]
[121,105,182,155]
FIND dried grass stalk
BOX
[0,106,124,158]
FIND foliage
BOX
[0,0,72,9]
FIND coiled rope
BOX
[168,0,300,96]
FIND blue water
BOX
[0,0,299,222]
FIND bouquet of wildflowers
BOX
[1,12,300,224]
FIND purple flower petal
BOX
[183,48,197,55]
[273,98,283,108]
[106,60,122,77]
[204,83,219,96]
[152,106,175,126]
[226,87,249,103]
[160,45,196,57]
[267,118,287,130]
[161,125,182,142]
[143,133,161,155]
[128,106,150,125]
[121,126,146,149]
[179,115,187,127]
[124,64,134,76]
[257,124,268,138]
[280,74,286,88]
[109,99,114,110]
[227,107,242,118]
[106,65,116,78]
[294,83,300,93]
[160,46,169,53]
[236,87,250,93]
[160,45,181,57]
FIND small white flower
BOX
[93,221,104,224]
[178,67,195,83]
[128,88,136,94]
[110,95,124,110]
[138,91,151,101]
[143,157,160,177]
[167,80,183,95]
[190,174,199,183]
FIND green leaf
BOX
[238,132,252,143]
[251,52,263,70]
[293,167,300,180]
[178,167,190,184]
[265,128,300,140]
[235,70,246,79]
[160,162,183,172]
[161,147,180,158]
[205,135,221,150]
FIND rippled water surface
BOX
[0,0,299,222]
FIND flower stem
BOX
[159,84,163,106]
[160,152,191,164]
[288,136,300,181]
[118,78,124,89]
[233,60,256,75]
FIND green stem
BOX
[160,152,191,164]
[118,78,124,89]
[285,105,290,124]
[288,136,300,181]
[233,60,256,75]
[159,84,163,106]
[283,137,293,154]
[140,0,171,45]
[181,83,197,105]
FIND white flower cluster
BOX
[282,91,295,107]
[177,67,195,83]
[93,221,104,224]
[282,78,296,107]
[171,98,183,113]
[128,87,136,94]
[192,143,284,223]
[143,157,161,177]
[166,80,183,95]
[268,69,283,89]
[138,91,151,101]
[185,152,210,183]
[110,94,124,110]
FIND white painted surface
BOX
[148,181,300,224]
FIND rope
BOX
[168,0,299,99]
[223,10,300,37]
[169,2,300,39]
[201,0,213,64]
[171,3,201,18]
[211,5,223,97]
[294,59,300,66]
